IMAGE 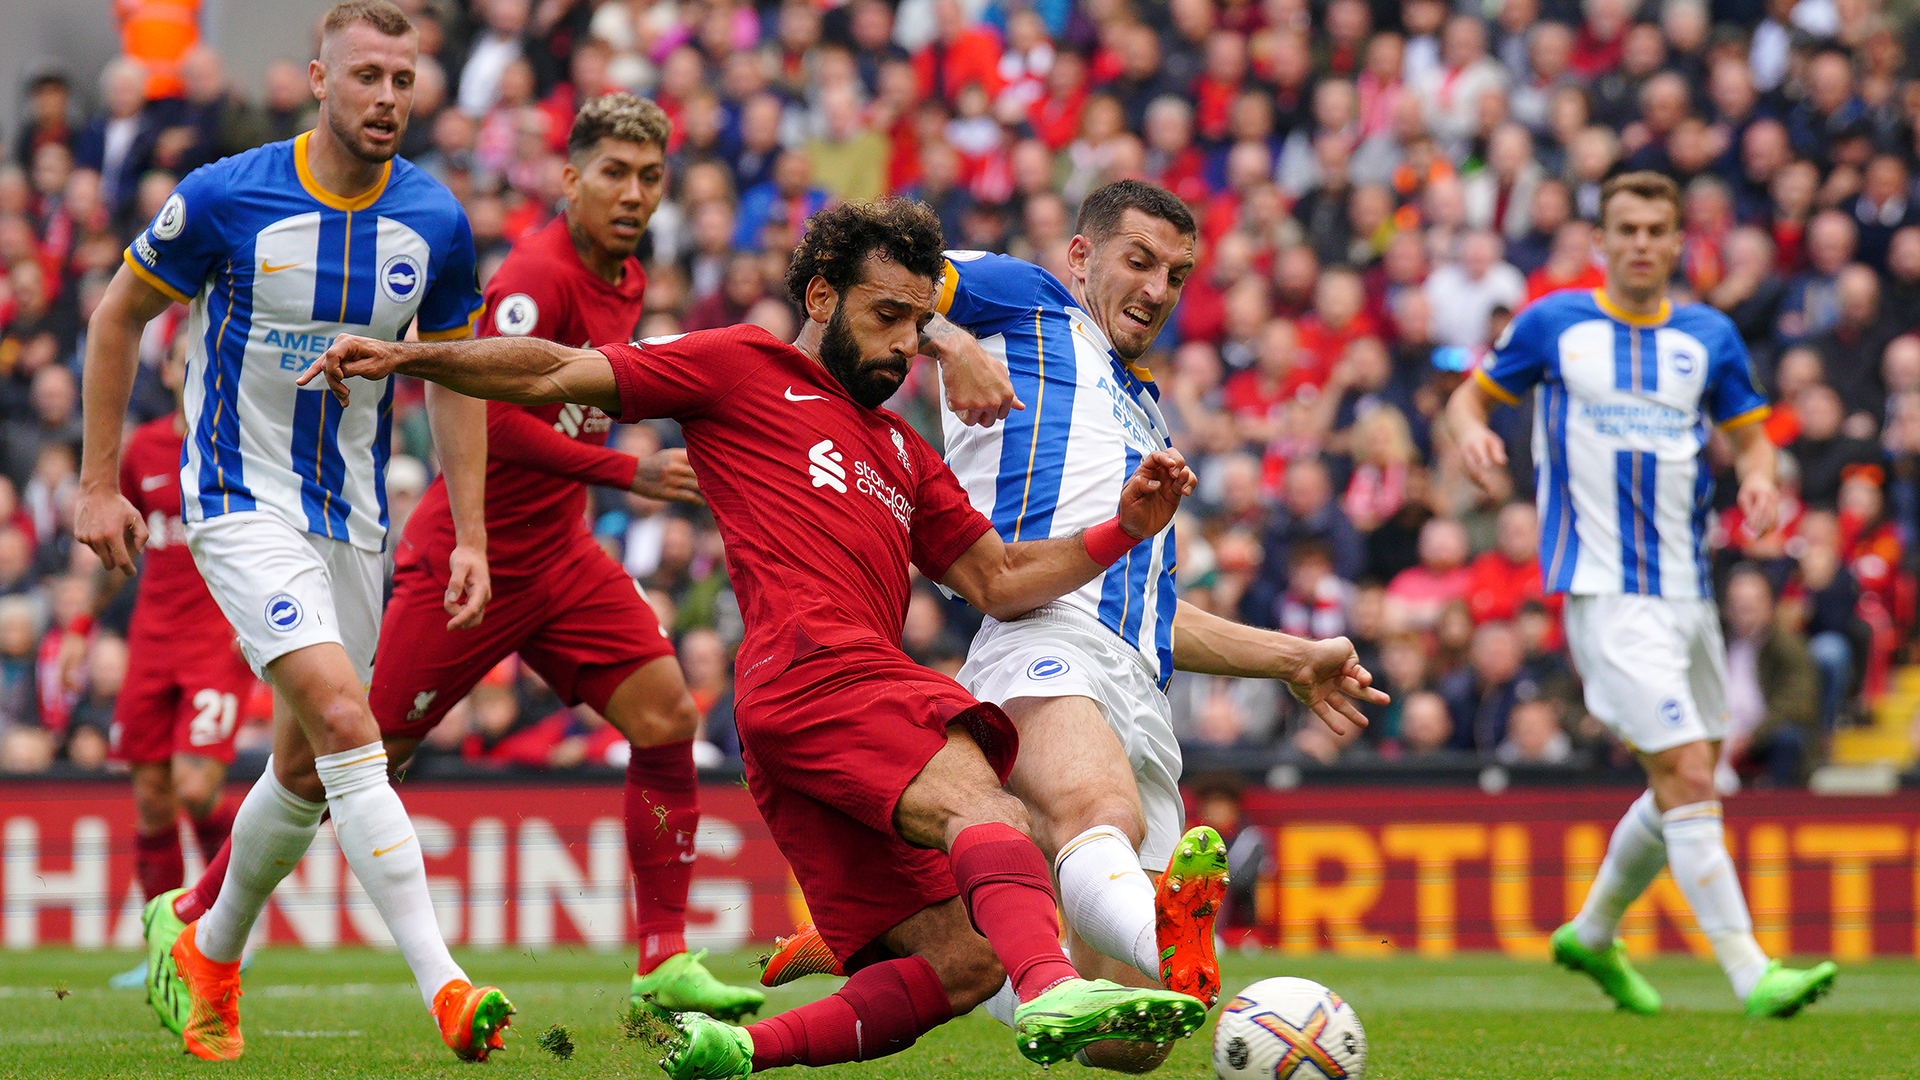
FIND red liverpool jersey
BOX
[119,416,230,642]
[398,216,647,579]
[600,325,994,697]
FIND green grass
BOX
[4,948,1918,1079]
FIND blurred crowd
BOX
[6,0,1920,787]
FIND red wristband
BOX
[1083,517,1140,566]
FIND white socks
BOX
[1662,801,1770,1001]
[1571,790,1667,951]
[982,977,1018,1027]
[195,759,326,962]
[317,742,467,1009]
[1053,825,1160,983]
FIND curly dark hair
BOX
[784,198,946,306]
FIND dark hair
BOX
[785,198,946,305]
[568,92,672,161]
[1075,179,1197,245]
[323,0,413,39]
[1598,170,1682,227]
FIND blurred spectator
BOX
[1721,566,1820,788]
[1190,772,1267,932]
[1791,384,1882,510]
[1466,501,1546,624]
[1386,517,1472,632]
[1438,620,1528,753]
[14,70,74,170]
[1424,230,1526,348]
[74,57,162,228]
[1397,689,1457,758]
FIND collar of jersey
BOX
[1065,303,1155,385]
[1589,287,1670,327]
[293,130,391,212]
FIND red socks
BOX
[134,828,185,901]
[191,797,237,863]
[747,955,951,1069]
[173,836,230,923]
[949,823,1079,1001]
[625,740,699,975]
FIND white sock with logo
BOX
[195,759,325,963]
[1662,801,1771,1001]
[1053,825,1161,983]
[316,742,467,1010]
[1571,789,1667,951]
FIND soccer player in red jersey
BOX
[164,93,762,1018]
[305,199,1212,1075]
[111,343,253,907]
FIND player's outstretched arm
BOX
[301,334,621,414]
[940,448,1196,621]
[1445,375,1511,495]
[1170,601,1388,735]
[920,314,1024,427]
[75,265,177,572]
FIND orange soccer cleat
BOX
[170,921,245,1061]
[432,978,516,1062]
[758,923,844,987]
[1155,825,1230,1008]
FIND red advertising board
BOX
[2,781,1916,959]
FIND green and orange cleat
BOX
[1156,825,1230,1008]
[757,924,844,987]
[1012,978,1208,1065]
[170,920,244,1060]
[433,979,516,1062]
[142,887,191,1036]
[652,1010,755,1080]
[1743,960,1837,1018]
[633,950,766,1021]
[1550,922,1661,1015]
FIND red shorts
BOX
[110,632,257,765]
[371,540,676,741]
[736,637,1017,969]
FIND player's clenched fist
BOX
[74,487,149,573]
[1115,448,1197,540]
[299,333,405,405]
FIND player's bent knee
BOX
[1080,1038,1175,1073]
[618,694,701,748]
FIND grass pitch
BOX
[4,947,1917,1079]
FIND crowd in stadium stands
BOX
[6,0,1920,787]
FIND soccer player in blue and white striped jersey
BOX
[75,1,510,1061]
[924,181,1385,1069]
[1448,170,1836,1018]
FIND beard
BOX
[820,306,908,409]
[328,106,405,165]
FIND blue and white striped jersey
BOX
[124,132,483,552]
[936,251,1179,687]
[1474,288,1770,598]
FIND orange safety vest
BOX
[117,0,201,100]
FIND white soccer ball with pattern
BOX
[1212,977,1367,1080]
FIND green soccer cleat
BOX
[654,1011,755,1080]
[142,887,191,1035]
[1743,960,1837,1018]
[1011,978,1208,1065]
[633,950,767,1022]
[1550,922,1661,1015]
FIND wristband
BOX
[1083,517,1140,567]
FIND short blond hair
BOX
[569,93,672,161]
[323,0,413,40]
[1599,170,1682,227]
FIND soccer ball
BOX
[1212,977,1367,1080]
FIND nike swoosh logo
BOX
[260,260,302,274]
[785,387,826,402]
[141,473,172,491]
[1110,871,1141,880]
[373,836,414,857]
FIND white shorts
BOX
[958,604,1184,872]
[186,511,384,684]
[1563,593,1728,755]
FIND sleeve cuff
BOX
[935,258,959,316]
[1472,366,1521,406]
[1717,404,1771,431]
[417,308,482,341]
[122,249,194,306]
